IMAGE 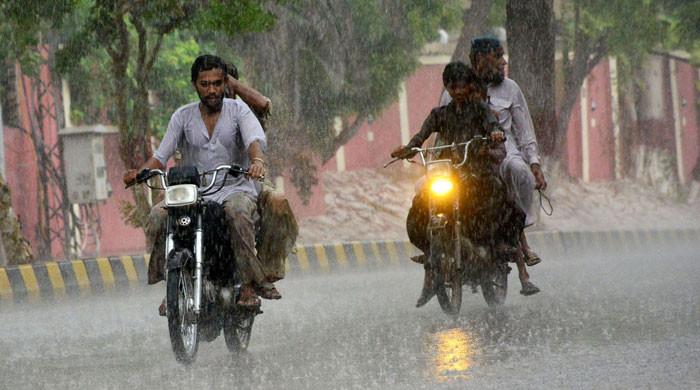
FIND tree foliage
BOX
[228,0,460,201]
[56,0,275,228]
[553,0,671,158]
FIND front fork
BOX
[164,213,204,316]
[193,213,203,315]
[428,196,462,272]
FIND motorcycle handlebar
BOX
[125,165,264,191]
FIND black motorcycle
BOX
[390,136,514,315]
[130,164,259,364]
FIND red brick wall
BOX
[676,61,699,182]
[3,56,699,257]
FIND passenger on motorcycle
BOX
[391,61,524,307]
[123,54,279,309]
[223,61,298,286]
[440,36,545,296]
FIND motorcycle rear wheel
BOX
[224,309,255,353]
[481,268,508,307]
[431,232,462,316]
[167,264,199,364]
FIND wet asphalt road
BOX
[1,243,699,390]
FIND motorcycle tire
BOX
[430,231,463,316]
[166,259,199,364]
[481,268,508,307]
[223,309,255,354]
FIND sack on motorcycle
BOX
[256,188,298,282]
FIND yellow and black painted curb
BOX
[1,229,698,303]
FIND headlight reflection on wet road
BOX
[429,327,477,383]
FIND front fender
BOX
[167,249,193,271]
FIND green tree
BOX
[57,0,275,228]
[228,0,460,201]
[555,0,669,159]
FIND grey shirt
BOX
[154,98,266,203]
[440,78,540,165]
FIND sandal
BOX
[158,297,167,317]
[256,282,282,300]
[410,254,426,264]
[520,280,541,296]
[524,249,541,267]
[236,285,261,307]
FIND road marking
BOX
[45,262,65,296]
[313,245,330,272]
[0,268,12,300]
[18,265,40,299]
[403,242,416,261]
[333,244,349,268]
[352,243,367,266]
[96,257,115,289]
[296,246,310,271]
[385,242,399,265]
[370,242,383,264]
[120,256,138,283]
[71,260,91,293]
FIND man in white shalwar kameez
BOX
[440,36,546,295]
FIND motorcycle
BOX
[389,136,512,315]
[129,164,260,364]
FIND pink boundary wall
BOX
[4,56,699,257]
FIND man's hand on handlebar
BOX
[490,130,505,143]
[248,158,266,179]
[391,145,417,160]
[123,169,138,187]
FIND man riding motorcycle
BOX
[391,61,524,307]
[123,54,279,309]
[440,36,546,295]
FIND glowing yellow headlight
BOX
[430,177,454,196]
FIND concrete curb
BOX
[1,228,698,303]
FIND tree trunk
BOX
[451,0,493,63]
[506,0,557,157]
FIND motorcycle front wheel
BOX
[430,231,463,316]
[224,309,255,354]
[481,268,508,307]
[167,263,199,364]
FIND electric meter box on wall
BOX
[59,124,117,204]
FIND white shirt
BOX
[440,78,540,165]
[155,98,266,202]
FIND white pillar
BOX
[0,99,5,179]
[399,82,410,168]
[0,98,5,266]
[333,116,345,172]
[580,76,590,182]
[274,176,285,194]
[669,58,685,185]
[609,57,622,180]
[62,79,72,128]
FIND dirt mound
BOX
[297,166,700,245]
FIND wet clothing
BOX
[154,98,266,202]
[147,98,268,286]
[405,100,523,255]
[406,171,525,254]
[406,100,500,156]
[441,78,540,225]
[146,193,265,285]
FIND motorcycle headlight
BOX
[430,177,454,196]
[165,184,197,206]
